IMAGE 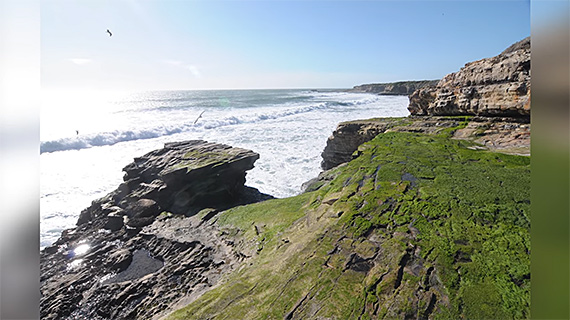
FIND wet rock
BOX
[105,249,163,283]
[105,248,132,272]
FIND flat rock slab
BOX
[104,249,164,284]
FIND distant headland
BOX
[349,80,440,95]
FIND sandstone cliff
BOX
[351,80,439,95]
[408,37,530,118]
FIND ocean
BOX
[40,89,409,249]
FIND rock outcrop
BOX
[408,37,530,118]
[162,38,531,319]
[322,37,531,171]
[40,140,272,320]
[320,118,408,170]
[351,80,439,95]
[320,116,530,171]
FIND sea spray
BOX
[40,89,409,248]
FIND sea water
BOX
[40,89,409,249]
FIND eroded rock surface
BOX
[40,140,272,320]
[408,37,530,118]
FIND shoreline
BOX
[40,37,531,319]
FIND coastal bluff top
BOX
[408,37,530,118]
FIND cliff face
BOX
[351,80,439,95]
[408,37,530,118]
[320,118,406,170]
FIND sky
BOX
[41,0,531,90]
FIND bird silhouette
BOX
[106,29,112,37]
[193,110,205,124]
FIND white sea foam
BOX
[40,90,409,248]
[40,100,343,153]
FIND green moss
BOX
[166,130,529,320]
[216,192,313,243]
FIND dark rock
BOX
[40,140,271,320]
[126,216,156,228]
[105,248,132,272]
[104,215,124,231]
[105,249,163,283]
[76,208,92,225]
[126,198,161,219]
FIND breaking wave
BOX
[40,100,345,153]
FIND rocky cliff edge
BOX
[408,37,530,118]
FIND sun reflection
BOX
[72,243,90,257]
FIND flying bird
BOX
[106,29,112,37]
[193,110,205,124]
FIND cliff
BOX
[40,38,531,320]
[408,37,530,118]
[40,130,530,320]
[351,80,439,95]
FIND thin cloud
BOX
[70,58,92,65]
[161,60,201,78]
[186,65,201,78]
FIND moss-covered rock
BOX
[166,130,530,319]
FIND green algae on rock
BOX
[166,130,530,320]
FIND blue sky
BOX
[41,0,530,90]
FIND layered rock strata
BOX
[408,37,530,118]
[351,80,439,95]
[40,140,272,320]
[322,38,531,171]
